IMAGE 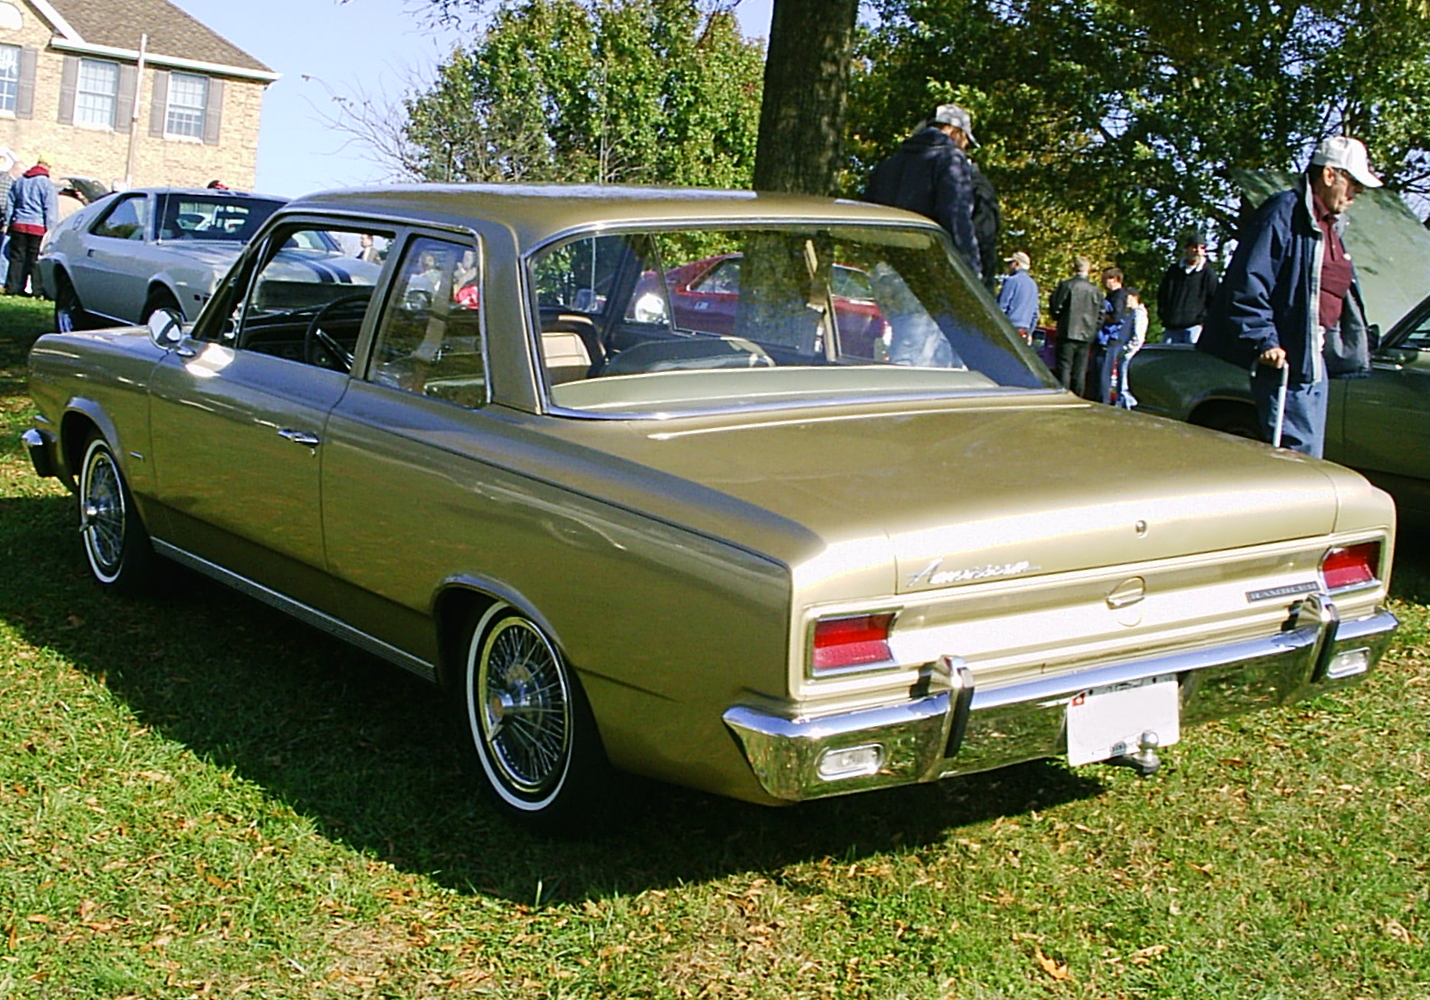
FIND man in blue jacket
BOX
[1197,136,1380,457]
[3,152,58,297]
[997,251,1039,340]
[864,104,982,279]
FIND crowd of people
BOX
[861,102,1216,406]
[863,102,1379,454]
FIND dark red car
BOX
[632,254,892,360]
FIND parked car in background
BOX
[1129,295,1430,525]
[631,253,892,359]
[24,185,1397,831]
[35,187,291,330]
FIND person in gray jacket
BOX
[3,153,58,296]
[1048,256,1104,397]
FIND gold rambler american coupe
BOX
[24,186,1398,830]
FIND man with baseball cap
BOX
[1197,135,1381,457]
[863,103,986,278]
[997,250,1039,341]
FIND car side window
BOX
[225,223,390,370]
[367,235,486,408]
[90,194,149,240]
[1403,312,1430,351]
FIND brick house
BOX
[0,0,275,191]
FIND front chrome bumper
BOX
[22,427,58,479]
[723,595,1399,802]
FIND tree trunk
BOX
[751,0,860,196]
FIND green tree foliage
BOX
[404,0,765,187]
[852,0,1430,287]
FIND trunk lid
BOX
[556,398,1341,590]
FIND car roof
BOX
[282,184,941,252]
[105,187,288,201]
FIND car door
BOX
[69,191,154,322]
[146,218,391,601]
[1331,304,1430,517]
[320,229,499,659]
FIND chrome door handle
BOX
[277,428,320,446]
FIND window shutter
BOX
[202,77,223,145]
[57,54,78,125]
[149,69,168,136]
[16,46,36,119]
[115,64,136,132]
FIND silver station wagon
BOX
[25,185,1398,830]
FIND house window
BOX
[75,58,119,127]
[165,72,207,138]
[0,44,19,114]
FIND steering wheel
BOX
[303,293,367,372]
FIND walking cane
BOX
[1270,361,1289,448]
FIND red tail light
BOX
[1320,542,1380,591]
[812,613,895,673]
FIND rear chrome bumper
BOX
[723,595,1398,802]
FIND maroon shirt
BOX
[1312,191,1353,330]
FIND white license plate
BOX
[1065,675,1180,766]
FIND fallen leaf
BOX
[1129,944,1168,964]
[1035,947,1072,981]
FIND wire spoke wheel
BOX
[470,613,573,806]
[77,435,154,591]
[80,439,130,582]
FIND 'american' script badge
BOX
[908,559,1037,589]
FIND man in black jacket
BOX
[1157,232,1219,344]
[864,104,986,279]
[1049,256,1104,397]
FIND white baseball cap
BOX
[1310,136,1383,188]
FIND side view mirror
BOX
[147,308,185,349]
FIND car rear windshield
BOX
[529,224,1056,416]
[156,194,286,244]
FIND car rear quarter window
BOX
[90,194,149,240]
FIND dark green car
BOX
[1128,299,1430,524]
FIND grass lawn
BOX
[1,296,1427,998]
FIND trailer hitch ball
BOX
[1107,731,1162,777]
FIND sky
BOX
[167,0,775,199]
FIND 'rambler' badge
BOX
[908,558,1036,588]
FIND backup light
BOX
[1320,541,1380,591]
[817,744,885,780]
[811,612,895,673]
[1325,647,1371,680]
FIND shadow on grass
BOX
[1390,525,1430,604]
[0,492,1107,905]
